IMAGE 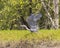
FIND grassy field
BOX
[0,29,60,42]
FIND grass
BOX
[0,29,60,42]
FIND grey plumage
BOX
[20,13,42,32]
[26,13,42,32]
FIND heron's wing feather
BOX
[33,14,42,21]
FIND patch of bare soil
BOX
[0,40,60,48]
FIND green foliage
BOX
[0,0,60,29]
[0,0,42,30]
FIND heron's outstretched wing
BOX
[33,13,42,21]
[26,13,42,26]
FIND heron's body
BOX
[26,14,42,32]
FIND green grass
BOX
[0,29,60,42]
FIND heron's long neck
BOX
[20,25,30,30]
